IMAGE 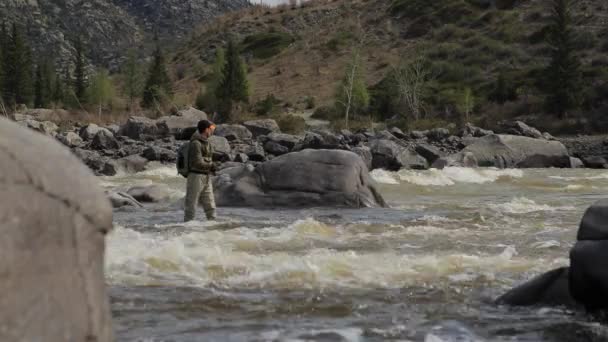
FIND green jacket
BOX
[188,132,214,174]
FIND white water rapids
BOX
[103,165,608,341]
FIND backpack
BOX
[176,142,190,177]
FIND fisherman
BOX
[184,120,217,222]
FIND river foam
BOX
[372,167,523,186]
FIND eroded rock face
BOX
[0,117,113,341]
[213,149,387,208]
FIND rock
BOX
[569,157,584,169]
[370,139,428,171]
[215,124,253,142]
[376,130,399,141]
[114,155,149,174]
[462,134,570,168]
[91,129,120,151]
[431,152,478,169]
[499,121,543,139]
[106,124,120,135]
[301,131,342,150]
[577,199,608,241]
[233,143,266,162]
[570,239,608,311]
[460,123,493,137]
[119,116,159,139]
[79,123,109,141]
[234,153,249,163]
[156,107,207,139]
[205,135,230,161]
[582,156,608,169]
[389,127,407,139]
[127,185,171,203]
[267,132,301,149]
[72,148,108,174]
[427,128,450,141]
[352,146,372,170]
[0,117,113,341]
[11,113,35,122]
[142,146,176,162]
[415,143,444,165]
[57,132,83,147]
[213,149,386,208]
[243,119,280,137]
[495,267,577,307]
[38,121,59,136]
[107,191,143,208]
[264,140,290,156]
[410,130,427,140]
[543,132,556,141]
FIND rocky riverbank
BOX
[13,108,607,183]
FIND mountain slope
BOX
[0,0,249,70]
[173,0,608,128]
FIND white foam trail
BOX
[489,197,574,214]
[375,167,523,186]
[550,173,608,181]
[370,169,399,184]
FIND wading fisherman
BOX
[182,120,218,222]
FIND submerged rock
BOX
[213,149,386,208]
[107,191,144,208]
[127,185,171,203]
[0,117,113,341]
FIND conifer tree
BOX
[122,49,143,110]
[4,23,33,107]
[215,39,249,122]
[73,36,87,103]
[544,0,582,117]
[141,42,172,109]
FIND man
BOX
[184,120,217,222]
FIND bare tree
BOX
[392,54,432,122]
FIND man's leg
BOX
[184,174,203,222]
[200,175,217,220]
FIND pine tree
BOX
[216,39,249,122]
[141,43,172,109]
[34,64,43,108]
[122,48,143,110]
[196,47,225,112]
[544,0,581,118]
[3,23,33,107]
[53,71,64,105]
[74,36,87,104]
[34,60,55,108]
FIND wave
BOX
[489,197,575,214]
[105,222,550,289]
[371,167,523,186]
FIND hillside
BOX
[0,0,249,70]
[172,0,608,132]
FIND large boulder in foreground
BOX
[0,118,113,341]
[213,149,386,208]
[463,134,570,168]
[496,267,578,308]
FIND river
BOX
[103,165,608,341]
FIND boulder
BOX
[142,146,176,163]
[79,123,110,141]
[460,123,493,138]
[119,116,159,139]
[156,107,207,139]
[243,119,280,137]
[232,143,266,162]
[495,267,577,307]
[370,139,428,171]
[234,153,249,163]
[0,117,113,341]
[462,134,570,168]
[91,129,120,151]
[352,146,372,170]
[57,131,83,147]
[215,124,252,142]
[113,155,149,174]
[389,127,408,139]
[427,128,450,141]
[582,156,608,169]
[415,143,444,165]
[106,124,120,136]
[569,157,584,169]
[208,136,231,161]
[301,131,342,150]
[267,132,301,150]
[264,140,290,156]
[213,149,386,208]
[499,121,543,139]
[126,185,171,203]
[72,148,108,174]
[431,152,478,169]
[107,191,143,208]
[410,130,428,140]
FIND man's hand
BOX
[211,162,221,175]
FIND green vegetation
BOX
[121,49,144,111]
[2,23,33,108]
[335,47,369,129]
[241,31,295,59]
[542,0,582,118]
[216,39,250,122]
[73,36,87,104]
[87,69,115,118]
[142,42,173,110]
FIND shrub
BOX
[253,94,281,116]
[311,105,338,120]
[276,114,306,134]
[241,32,295,59]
